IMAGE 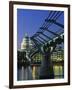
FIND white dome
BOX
[21,34,29,50]
[21,34,33,50]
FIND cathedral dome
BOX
[21,33,33,51]
[21,33,29,50]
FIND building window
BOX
[53,65,64,78]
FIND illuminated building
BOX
[51,46,64,78]
[17,34,33,80]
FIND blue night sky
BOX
[17,9,64,49]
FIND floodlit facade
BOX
[51,47,64,78]
[17,34,33,80]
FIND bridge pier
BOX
[39,47,54,79]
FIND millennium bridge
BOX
[17,11,64,80]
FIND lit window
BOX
[53,65,64,79]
